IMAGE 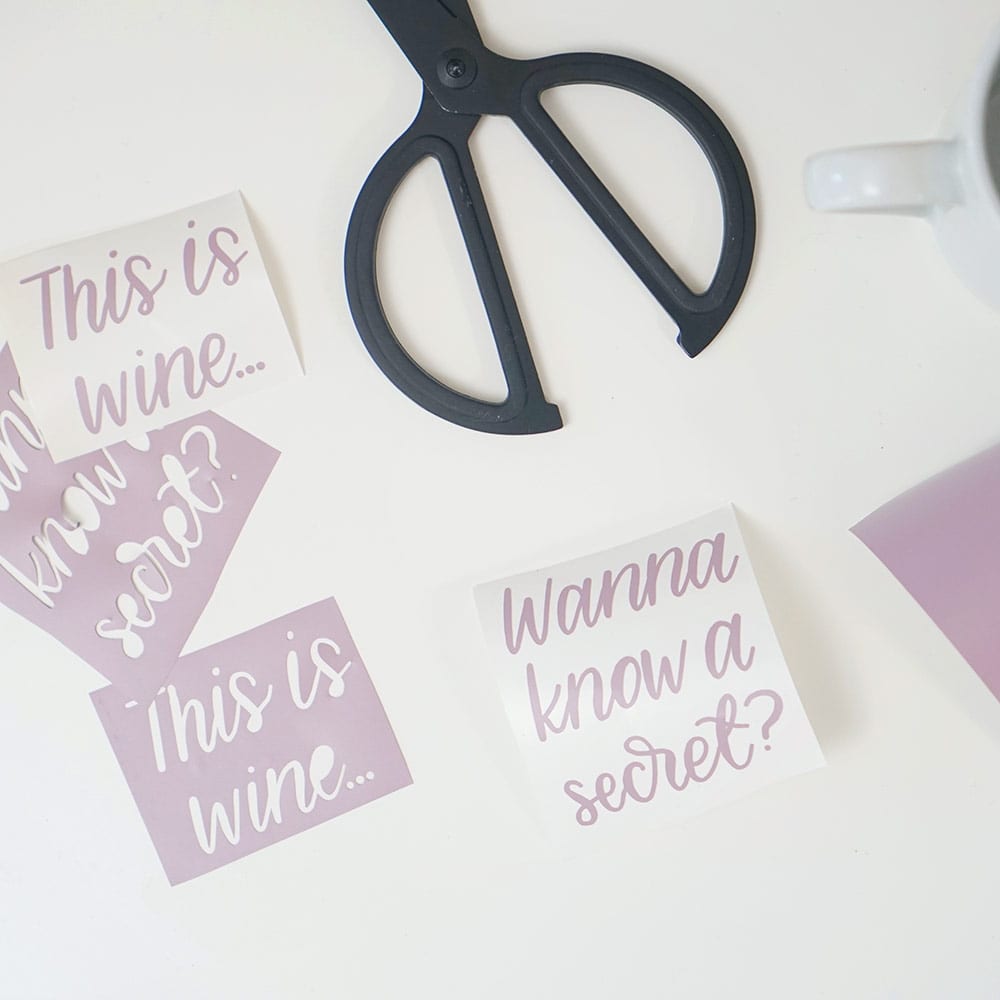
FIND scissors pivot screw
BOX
[437,48,477,88]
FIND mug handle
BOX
[804,141,962,216]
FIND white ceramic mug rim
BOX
[967,22,1000,221]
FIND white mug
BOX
[804,24,1000,308]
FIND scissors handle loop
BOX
[345,91,563,434]
[514,52,755,357]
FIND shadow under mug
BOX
[805,25,1000,308]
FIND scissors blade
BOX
[366,0,487,90]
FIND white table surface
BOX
[3,1,1000,998]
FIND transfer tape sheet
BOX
[474,506,824,841]
[0,192,301,461]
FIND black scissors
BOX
[345,0,755,435]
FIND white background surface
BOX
[2,1,1000,998]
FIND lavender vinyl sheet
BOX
[853,442,1000,702]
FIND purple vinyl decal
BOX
[853,442,1000,702]
[0,193,302,462]
[0,344,278,701]
[92,598,412,884]
[473,507,824,841]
